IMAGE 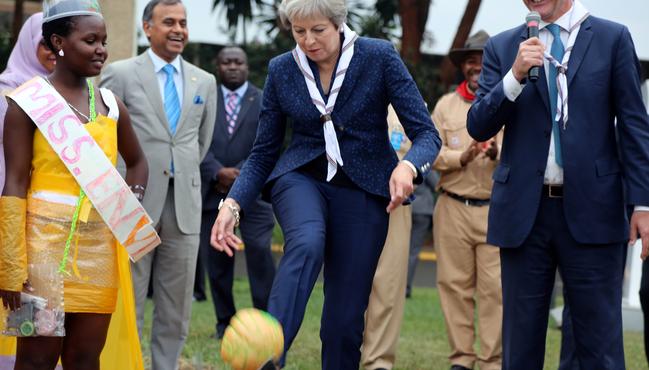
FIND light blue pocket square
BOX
[193,95,204,104]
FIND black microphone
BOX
[526,11,541,82]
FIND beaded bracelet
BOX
[129,184,146,191]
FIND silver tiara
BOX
[43,0,103,23]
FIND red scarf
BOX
[456,80,475,102]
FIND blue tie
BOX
[163,64,181,135]
[547,24,564,167]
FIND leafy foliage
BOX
[212,0,265,42]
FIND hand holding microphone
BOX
[511,11,545,83]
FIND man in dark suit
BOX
[406,171,438,298]
[467,0,649,369]
[199,46,276,339]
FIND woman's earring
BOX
[58,49,64,57]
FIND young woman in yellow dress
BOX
[0,1,148,369]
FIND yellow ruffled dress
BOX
[0,87,143,369]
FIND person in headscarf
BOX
[0,1,148,369]
[0,12,56,193]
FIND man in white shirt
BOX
[467,0,649,369]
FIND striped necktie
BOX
[163,64,181,135]
[225,91,239,135]
[547,24,565,167]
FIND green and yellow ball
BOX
[220,308,284,370]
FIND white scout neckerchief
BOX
[292,23,358,181]
[543,0,590,129]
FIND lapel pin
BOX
[191,76,197,82]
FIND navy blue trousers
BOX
[500,194,626,370]
[269,171,389,370]
[558,301,579,370]
[199,196,276,337]
[640,258,649,366]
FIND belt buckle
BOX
[465,199,470,206]
[548,184,562,198]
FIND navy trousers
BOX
[500,193,626,370]
[269,171,389,370]
[407,213,433,296]
[558,302,579,370]
[640,258,649,366]
[199,197,276,337]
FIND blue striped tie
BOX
[547,24,564,167]
[163,64,180,135]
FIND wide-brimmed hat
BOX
[449,30,490,67]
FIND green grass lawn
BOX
[140,278,646,370]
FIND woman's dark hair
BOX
[42,16,78,53]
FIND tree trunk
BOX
[399,0,431,64]
[439,0,482,91]
[11,0,25,47]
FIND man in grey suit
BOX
[100,0,217,368]
[198,46,276,339]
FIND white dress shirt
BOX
[503,1,589,185]
[147,48,184,106]
[502,2,649,212]
[220,81,249,109]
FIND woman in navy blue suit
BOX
[211,0,440,368]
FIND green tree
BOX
[212,0,264,45]
[357,0,399,40]
[399,0,432,64]
[438,0,483,91]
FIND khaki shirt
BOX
[387,105,411,160]
[432,91,502,200]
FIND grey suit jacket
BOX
[412,171,439,215]
[100,52,217,234]
[201,83,262,211]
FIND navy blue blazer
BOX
[228,37,441,210]
[201,83,263,211]
[467,16,649,248]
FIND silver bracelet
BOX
[218,199,241,228]
[129,184,146,192]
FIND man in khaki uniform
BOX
[432,30,502,370]
[362,106,412,370]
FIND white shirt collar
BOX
[221,81,249,99]
[147,48,182,74]
[540,0,588,31]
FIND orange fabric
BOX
[456,80,475,102]
[0,112,143,369]
[0,197,28,291]
[31,114,118,195]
